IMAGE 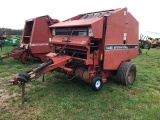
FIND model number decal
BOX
[31,43,49,46]
[105,45,138,50]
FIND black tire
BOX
[91,76,102,91]
[17,76,27,83]
[117,62,136,85]
[19,72,30,80]
[18,72,30,83]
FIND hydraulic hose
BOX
[33,59,53,72]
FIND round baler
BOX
[11,7,139,103]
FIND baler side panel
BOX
[126,12,139,44]
[103,8,128,70]
[103,50,128,70]
[91,18,103,39]
[30,18,52,54]
[126,12,139,59]
[105,8,127,44]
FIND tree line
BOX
[0,28,23,36]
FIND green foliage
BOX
[0,47,160,120]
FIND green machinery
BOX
[0,35,21,47]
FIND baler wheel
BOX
[117,62,136,85]
[91,76,102,91]
[20,52,28,64]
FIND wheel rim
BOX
[95,80,101,88]
[12,48,21,59]
[21,52,27,64]
[128,69,134,83]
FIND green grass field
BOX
[0,46,160,120]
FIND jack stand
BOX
[42,74,45,82]
[21,82,25,104]
[0,57,2,64]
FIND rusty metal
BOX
[75,67,89,82]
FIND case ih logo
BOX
[105,45,138,50]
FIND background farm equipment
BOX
[139,34,160,54]
[11,8,139,103]
[0,30,6,50]
[2,35,21,47]
[0,35,21,51]
[0,15,59,64]
[155,38,160,48]
[148,37,160,48]
[139,34,151,50]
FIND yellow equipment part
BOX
[149,39,157,45]
[148,37,159,48]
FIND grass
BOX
[0,46,160,120]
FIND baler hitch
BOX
[0,48,25,64]
[11,55,71,103]
[12,59,54,104]
[17,59,53,83]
